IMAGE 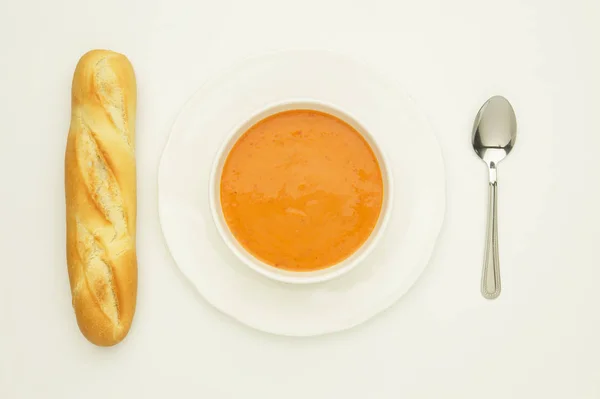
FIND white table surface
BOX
[1,0,599,398]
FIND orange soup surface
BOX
[220,109,384,271]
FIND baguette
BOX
[65,50,137,346]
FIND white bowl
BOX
[208,100,394,284]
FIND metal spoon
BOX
[472,96,517,299]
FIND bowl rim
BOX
[208,98,394,284]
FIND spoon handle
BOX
[482,178,501,299]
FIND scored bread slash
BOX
[65,49,137,346]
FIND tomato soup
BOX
[220,109,384,271]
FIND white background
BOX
[1,0,599,398]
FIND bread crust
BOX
[65,49,137,346]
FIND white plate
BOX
[158,50,446,336]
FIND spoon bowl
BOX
[473,96,517,167]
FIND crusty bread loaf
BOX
[65,50,137,346]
